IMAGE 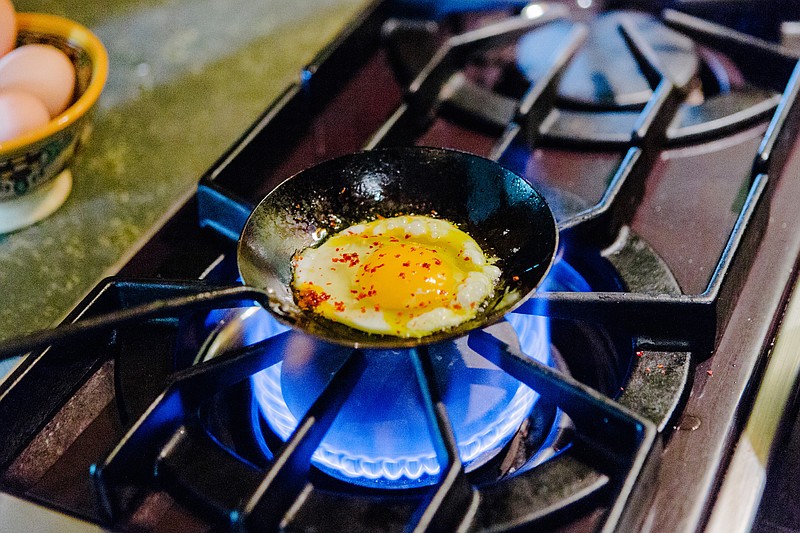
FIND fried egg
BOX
[291,215,501,337]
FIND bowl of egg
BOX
[0,0,108,233]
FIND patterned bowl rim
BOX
[0,12,109,156]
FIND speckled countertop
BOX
[0,0,367,342]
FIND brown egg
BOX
[0,90,50,142]
[0,43,76,117]
[0,0,15,58]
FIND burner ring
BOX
[202,308,557,488]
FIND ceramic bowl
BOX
[0,13,108,229]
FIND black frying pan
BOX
[0,147,557,359]
[238,147,557,349]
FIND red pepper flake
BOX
[706,370,713,376]
[421,262,431,269]
[434,258,442,265]
[399,272,406,279]
[404,234,411,239]
[463,257,471,262]
[657,364,664,369]
[330,252,360,267]
[636,351,644,357]
[365,263,385,274]
[296,287,331,310]
[334,301,345,312]
[402,261,410,267]
[374,305,380,312]
[512,275,519,281]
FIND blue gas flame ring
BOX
[249,259,589,487]
[251,314,548,486]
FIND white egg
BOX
[0,44,76,117]
[0,90,50,142]
[292,215,501,337]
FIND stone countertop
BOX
[0,0,367,344]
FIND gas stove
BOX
[2,1,800,531]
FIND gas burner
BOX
[253,321,548,487]
[519,11,699,108]
[196,260,591,489]
[373,3,792,152]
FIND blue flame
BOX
[251,315,547,487]
[246,259,589,487]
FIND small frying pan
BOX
[0,147,557,359]
[239,146,557,348]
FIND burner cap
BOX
[517,12,698,108]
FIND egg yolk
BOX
[355,243,461,312]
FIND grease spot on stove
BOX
[676,414,702,431]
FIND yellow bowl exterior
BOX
[0,13,108,198]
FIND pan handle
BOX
[0,284,270,362]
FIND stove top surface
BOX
[2,1,800,531]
